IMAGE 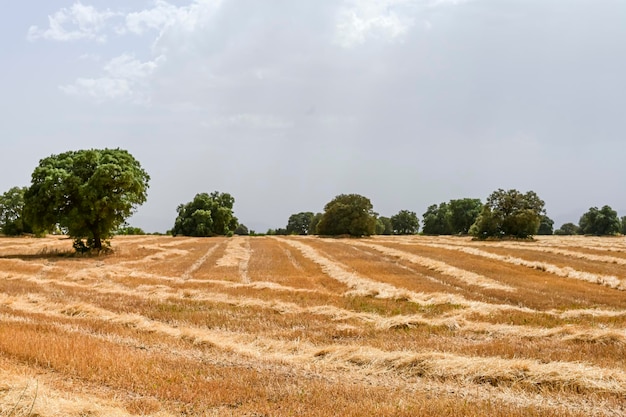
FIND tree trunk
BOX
[92,230,102,250]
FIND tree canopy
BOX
[317,194,377,236]
[422,203,452,235]
[172,192,238,237]
[470,189,545,239]
[0,186,31,236]
[376,216,393,235]
[24,149,149,250]
[554,223,580,236]
[390,210,419,235]
[537,215,554,235]
[578,206,621,236]
[286,212,315,235]
[309,213,323,235]
[448,198,483,234]
[421,198,483,235]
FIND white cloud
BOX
[334,0,417,47]
[60,54,165,103]
[123,0,187,35]
[27,2,118,42]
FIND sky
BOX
[1,0,625,233]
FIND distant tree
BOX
[24,148,150,250]
[116,223,145,235]
[537,215,554,235]
[267,228,288,236]
[376,216,393,235]
[309,212,323,235]
[554,222,580,236]
[286,212,314,235]
[448,198,483,234]
[0,186,31,236]
[622,216,626,235]
[579,206,621,236]
[470,189,545,239]
[317,194,377,236]
[172,192,238,237]
[390,210,419,235]
[235,224,249,235]
[422,203,452,235]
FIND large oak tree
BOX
[24,148,150,251]
[470,189,545,239]
[317,194,377,237]
[172,191,238,237]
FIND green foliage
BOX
[116,223,145,235]
[0,186,32,235]
[537,215,554,235]
[266,228,288,235]
[622,216,626,235]
[234,224,249,235]
[470,189,545,239]
[286,212,314,235]
[579,206,621,236]
[317,194,377,237]
[448,198,483,234]
[422,203,452,235]
[390,210,419,235]
[308,213,323,235]
[376,216,393,235]
[554,222,580,235]
[422,198,483,235]
[24,149,150,250]
[172,191,238,237]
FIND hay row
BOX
[9,266,626,346]
[2,292,625,400]
[215,237,251,283]
[421,243,625,290]
[180,242,221,279]
[348,240,516,292]
[278,238,541,315]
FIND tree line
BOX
[269,191,625,239]
[1,148,625,253]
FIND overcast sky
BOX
[2,1,625,233]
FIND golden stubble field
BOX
[0,234,625,416]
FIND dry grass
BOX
[0,235,625,416]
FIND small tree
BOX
[235,224,249,235]
[448,198,482,234]
[317,194,377,237]
[376,216,393,235]
[286,212,314,235]
[554,222,580,235]
[422,203,452,235]
[116,222,145,235]
[537,215,554,235]
[0,186,31,236]
[309,213,323,235]
[24,148,150,250]
[390,210,419,235]
[470,189,545,239]
[172,192,238,237]
[622,216,626,235]
[579,206,621,236]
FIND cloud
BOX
[59,54,165,103]
[27,2,118,42]
[334,0,417,47]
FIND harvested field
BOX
[0,235,625,416]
